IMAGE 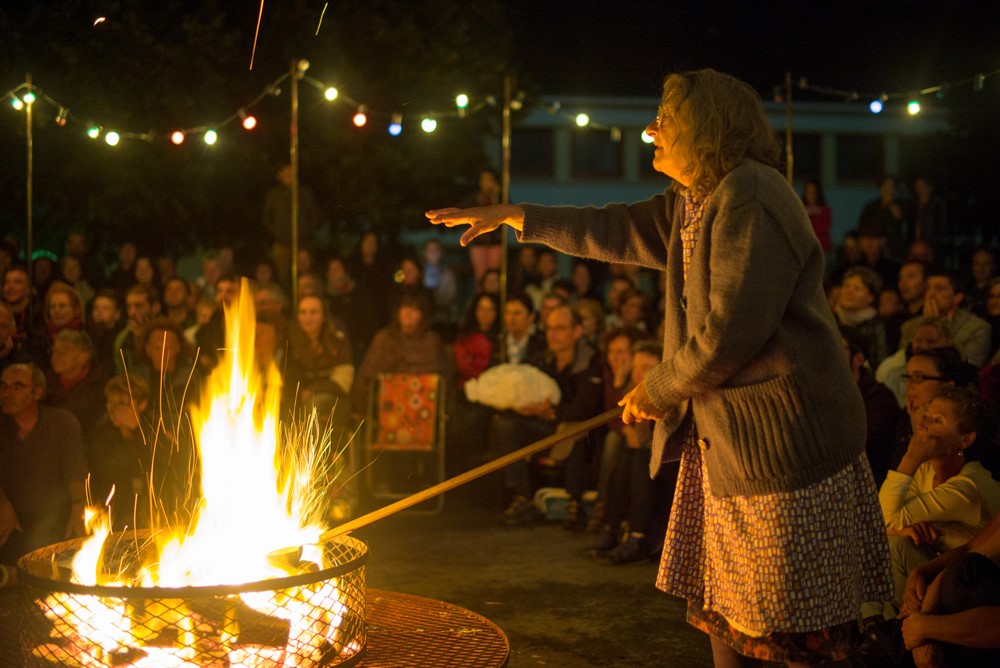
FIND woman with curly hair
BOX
[428,69,891,667]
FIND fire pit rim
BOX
[16,533,368,599]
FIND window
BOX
[571,130,622,177]
[836,135,883,184]
[511,128,554,177]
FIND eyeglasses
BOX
[0,381,32,392]
[902,372,945,384]
[654,107,671,127]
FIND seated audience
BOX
[86,289,122,375]
[493,293,545,365]
[877,316,953,407]
[833,266,889,367]
[0,363,87,569]
[44,330,108,435]
[113,284,161,375]
[880,386,1000,612]
[284,294,353,423]
[900,267,991,368]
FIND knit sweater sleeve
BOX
[642,192,810,408]
[519,194,673,270]
[879,464,985,530]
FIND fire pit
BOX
[17,530,367,667]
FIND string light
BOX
[204,129,218,145]
[104,131,120,146]
[170,130,185,145]
[86,126,101,139]
[388,113,402,136]
[22,91,36,105]
[238,109,257,130]
[575,113,590,127]
[353,106,367,127]
[10,97,24,111]
[869,99,883,114]
[420,117,437,133]
[55,107,68,126]
[324,87,339,101]
[456,93,469,118]
[641,130,654,144]
[907,98,921,115]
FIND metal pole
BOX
[784,71,794,185]
[498,74,514,362]
[25,74,34,304]
[290,60,301,310]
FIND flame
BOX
[71,281,330,585]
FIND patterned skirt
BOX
[656,428,892,663]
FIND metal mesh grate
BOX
[17,533,367,667]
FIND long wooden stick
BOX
[321,407,624,539]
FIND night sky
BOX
[506,0,1000,100]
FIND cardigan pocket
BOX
[694,373,824,495]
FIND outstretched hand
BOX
[425,204,525,247]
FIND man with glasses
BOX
[0,363,88,582]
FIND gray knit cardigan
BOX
[519,160,866,497]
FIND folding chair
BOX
[362,373,446,514]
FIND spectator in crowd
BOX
[490,304,603,529]
[891,347,978,473]
[346,231,393,363]
[296,272,324,299]
[859,175,910,262]
[133,317,201,419]
[447,293,501,474]
[461,168,503,283]
[162,276,194,329]
[253,257,281,293]
[900,268,992,368]
[802,177,832,253]
[877,316,953,408]
[984,278,1000,359]
[31,254,58,300]
[0,363,87,567]
[195,273,240,371]
[133,256,159,292]
[899,500,1000,667]
[44,330,108,436]
[537,293,566,334]
[594,340,675,564]
[829,229,864,285]
[841,325,901,486]
[0,303,33,375]
[254,283,289,323]
[58,255,95,309]
[389,256,435,319]
[44,281,86,346]
[106,241,138,297]
[525,249,561,311]
[879,385,1000,612]
[156,254,178,286]
[263,163,324,288]
[907,239,936,266]
[888,261,929,350]
[183,295,216,348]
[603,275,636,329]
[510,246,538,294]
[284,294,354,423]
[86,289,123,375]
[452,293,500,392]
[615,288,651,334]
[63,230,104,292]
[591,327,646,532]
[323,256,356,318]
[478,268,502,300]
[113,284,161,375]
[833,266,889,368]
[351,290,450,416]
[194,250,224,302]
[857,219,902,292]
[879,287,906,351]
[571,261,602,302]
[2,263,45,364]
[571,298,606,350]
[85,375,153,531]
[421,238,459,328]
[966,247,996,318]
[494,293,545,365]
[912,176,947,252]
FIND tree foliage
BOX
[1,0,512,261]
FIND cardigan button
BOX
[697,438,709,450]
[680,295,688,311]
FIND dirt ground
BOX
[355,482,715,668]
